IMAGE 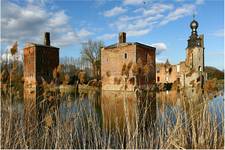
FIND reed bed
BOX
[1,91,224,149]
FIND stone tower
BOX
[185,18,205,87]
[23,32,59,132]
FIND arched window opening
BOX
[198,66,202,72]
[169,68,172,74]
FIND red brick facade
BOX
[101,33,156,91]
[23,33,59,131]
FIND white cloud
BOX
[105,1,204,38]
[127,29,150,36]
[133,8,144,13]
[77,28,93,38]
[123,0,145,5]
[206,51,224,56]
[109,3,175,37]
[104,6,127,17]
[1,52,14,62]
[156,57,165,63]
[150,42,167,55]
[196,0,204,5]
[212,29,224,37]
[160,4,196,26]
[97,33,116,40]
[53,32,79,47]
[1,1,80,48]
[95,0,107,6]
[0,51,23,63]
[112,14,160,34]
[142,3,173,16]
[48,10,69,27]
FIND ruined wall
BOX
[192,47,204,72]
[184,46,204,87]
[156,64,178,83]
[156,64,166,83]
[136,45,156,86]
[156,43,205,88]
[178,61,186,87]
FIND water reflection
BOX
[21,87,223,147]
[23,89,223,127]
[101,90,156,134]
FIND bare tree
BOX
[81,40,104,80]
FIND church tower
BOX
[185,17,205,87]
[186,18,204,72]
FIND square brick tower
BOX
[23,32,59,130]
[101,32,156,91]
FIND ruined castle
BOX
[156,19,205,88]
[23,19,205,94]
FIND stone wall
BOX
[156,64,178,83]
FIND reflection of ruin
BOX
[101,32,156,91]
[156,88,206,129]
[101,90,156,135]
[156,18,206,88]
[156,88,204,112]
[155,88,220,149]
[23,32,59,133]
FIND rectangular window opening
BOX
[124,53,127,59]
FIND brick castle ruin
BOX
[156,18,205,88]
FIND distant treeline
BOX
[205,66,224,80]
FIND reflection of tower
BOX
[101,90,156,136]
[23,32,59,133]
[185,17,205,87]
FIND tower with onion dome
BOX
[184,16,205,88]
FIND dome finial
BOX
[190,14,198,35]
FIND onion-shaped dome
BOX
[190,20,199,30]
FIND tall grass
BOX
[1,90,224,149]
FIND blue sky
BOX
[1,0,224,70]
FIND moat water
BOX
[6,88,224,133]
